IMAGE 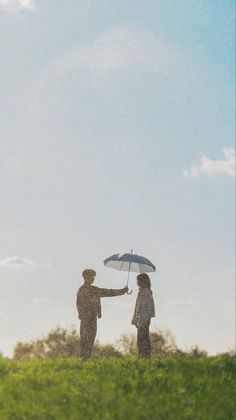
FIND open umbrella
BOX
[104,249,156,293]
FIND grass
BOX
[0,355,235,420]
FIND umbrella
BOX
[104,249,156,292]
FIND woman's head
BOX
[137,273,151,289]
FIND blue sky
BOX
[0,0,235,356]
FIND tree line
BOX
[0,326,211,360]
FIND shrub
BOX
[13,326,121,360]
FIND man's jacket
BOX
[76,284,124,320]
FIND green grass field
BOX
[0,355,235,420]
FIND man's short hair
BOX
[82,269,96,279]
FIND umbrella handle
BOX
[124,284,133,294]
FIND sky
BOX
[0,0,235,356]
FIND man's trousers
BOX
[80,317,97,359]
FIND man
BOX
[76,269,128,359]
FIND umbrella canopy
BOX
[104,252,156,273]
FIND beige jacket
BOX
[76,284,125,320]
[132,288,155,328]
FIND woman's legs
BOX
[137,322,151,358]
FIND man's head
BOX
[82,269,96,285]
[137,273,151,289]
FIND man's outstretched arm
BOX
[94,286,128,298]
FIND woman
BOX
[132,273,155,358]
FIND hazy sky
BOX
[0,0,235,356]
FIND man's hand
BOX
[122,286,129,294]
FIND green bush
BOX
[13,326,187,360]
[13,326,122,360]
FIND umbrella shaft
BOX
[127,270,131,287]
[126,250,133,287]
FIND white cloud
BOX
[51,27,181,76]
[184,148,235,178]
[0,256,37,268]
[0,256,53,270]
[0,0,35,13]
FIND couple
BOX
[76,269,155,359]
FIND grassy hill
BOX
[0,355,235,420]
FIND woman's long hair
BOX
[137,273,151,289]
